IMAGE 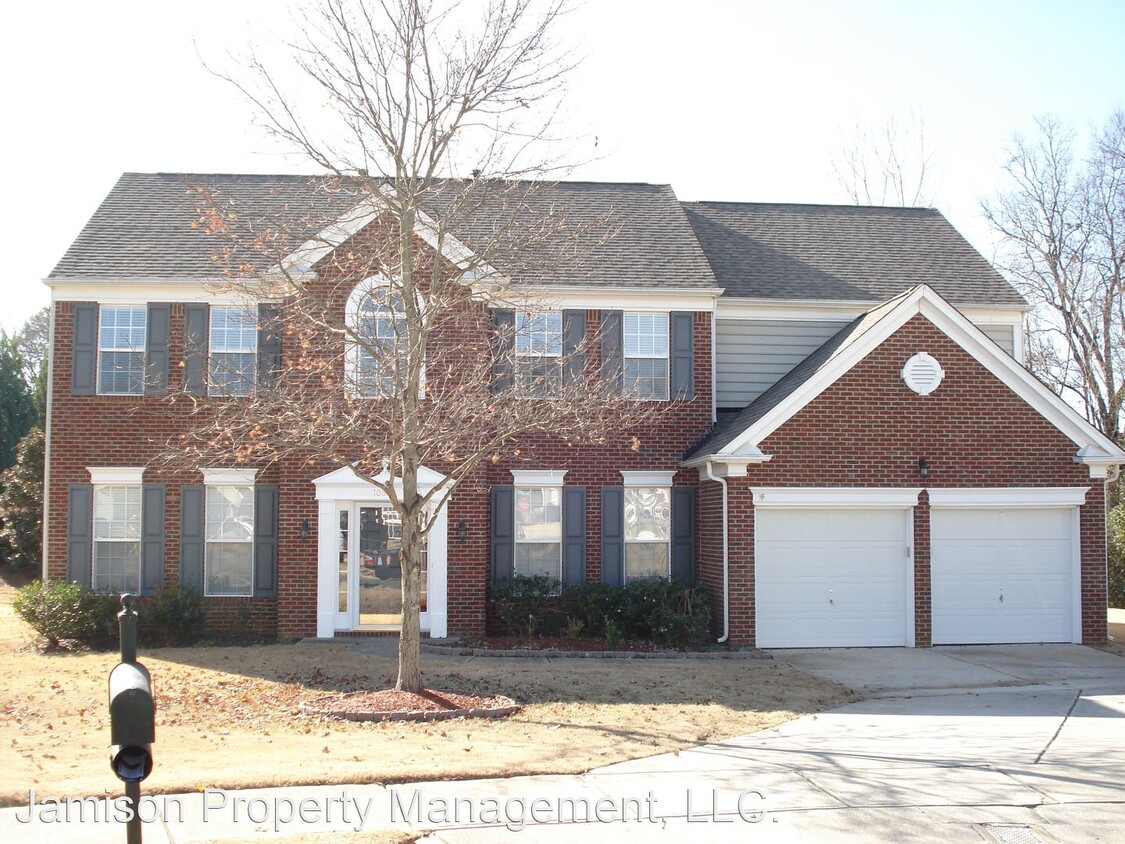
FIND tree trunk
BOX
[396,500,424,692]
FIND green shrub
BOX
[13,580,116,648]
[147,583,206,645]
[490,576,712,649]
[1109,504,1125,608]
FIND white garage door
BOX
[756,506,911,648]
[931,505,1077,645]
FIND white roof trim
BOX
[510,469,568,487]
[927,487,1089,508]
[202,468,259,486]
[87,467,144,485]
[620,470,676,487]
[717,285,1125,464]
[752,487,922,508]
[273,186,501,279]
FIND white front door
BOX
[755,506,913,648]
[931,506,1078,644]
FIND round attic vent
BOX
[901,352,945,396]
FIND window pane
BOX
[209,351,256,396]
[515,312,562,356]
[206,486,255,541]
[623,313,669,358]
[355,288,407,397]
[338,510,349,613]
[99,306,146,351]
[625,543,669,581]
[624,358,669,400]
[98,351,145,394]
[94,542,141,592]
[514,543,561,580]
[625,487,670,541]
[515,487,562,541]
[516,357,563,397]
[94,486,142,540]
[205,543,253,596]
[209,307,257,353]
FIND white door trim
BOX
[927,487,1089,507]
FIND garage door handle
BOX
[828,589,834,605]
[999,588,1003,603]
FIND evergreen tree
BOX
[0,427,43,569]
[0,331,34,470]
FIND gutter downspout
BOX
[702,460,730,643]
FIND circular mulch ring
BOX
[299,688,521,722]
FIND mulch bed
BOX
[299,688,520,722]
[452,635,665,652]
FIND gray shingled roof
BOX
[686,289,916,458]
[50,173,718,289]
[683,202,1024,306]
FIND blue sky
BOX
[5,0,1123,333]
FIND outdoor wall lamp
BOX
[457,520,468,541]
[299,519,311,539]
[918,458,930,479]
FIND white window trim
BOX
[620,470,676,488]
[203,472,257,598]
[511,469,567,486]
[202,468,259,486]
[927,487,1089,508]
[207,305,258,397]
[96,303,147,396]
[88,467,145,485]
[345,276,425,399]
[623,311,670,401]
[752,488,923,508]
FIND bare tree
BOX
[175,0,663,693]
[982,112,1125,442]
[832,110,938,206]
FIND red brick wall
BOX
[712,315,1107,646]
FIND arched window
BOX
[347,278,410,398]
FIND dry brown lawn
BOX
[0,572,855,808]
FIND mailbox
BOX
[108,660,154,782]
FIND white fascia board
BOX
[88,467,145,485]
[620,470,676,487]
[927,487,1090,508]
[49,278,265,305]
[510,469,568,486]
[202,468,259,486]
[491,287,719,313]
[718,285,1125,461]
[717,295,1028,322]
[752,487,922,508]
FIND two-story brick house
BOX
[43,174,1124,648]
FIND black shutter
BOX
[670,311,694,400]
[600,310,623,393]
[490,485,514,583]
[141,484,166,595]
[670,486,695,584]
[183,304,209,396]
[490,310,515,394]
[563,486,586,584]
[179,485,204,590]
[257,303,282,387]
[562,310,586,385]
[71,302,98,396]
[254,485,279,597]
[66,484,93,586]
[145,304,171,396]
[601,486,624,586]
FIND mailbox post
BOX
[108,594,154,844]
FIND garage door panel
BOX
[756,507,909,648]
[931,507,1075,645]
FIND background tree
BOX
[982,112,1125,443]
[183,0,659,692]
[0,427,44,570]
[0,331,34,472]
[832,109,938,206]
[15,307,50,427]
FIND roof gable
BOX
[688,285,1124,473]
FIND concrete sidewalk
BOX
[3,645,1124,842]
